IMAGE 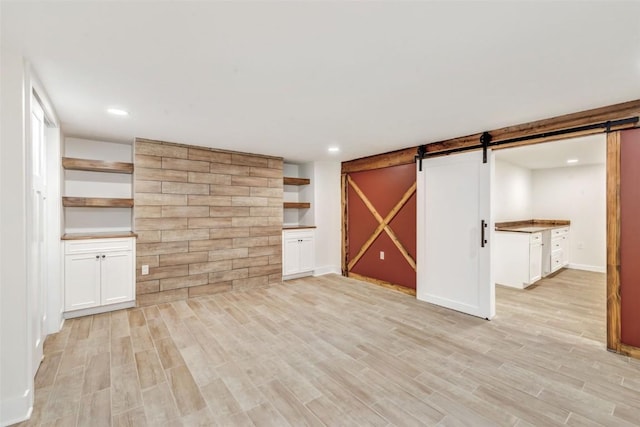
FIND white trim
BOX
[63,300,135,319]
[313,265,341,277]
[29,69,59,127]
[0,388,32,427]
[23,61,37,402]
[283,271,313,281]
[567,263,606,273]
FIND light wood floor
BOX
[18,269,640,426]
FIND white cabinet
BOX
[64,237,135,317]
[551,226,570,272]
[494,231,543,289]
[282,229,315,279]
[65,253,101,311]
[529,237,543,283]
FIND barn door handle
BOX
[481,220,488,248]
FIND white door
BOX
[29,95,47,374]
[283,237,301,275]
[298,236,315,273]
[529,243,542,283]
[101,251,134,305]
[416,150,494,319]
[64,253,101,311]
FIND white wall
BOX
[493,159,533,221]
[532,164,606,272]
[312,161,341,276]
[1,47,31,426]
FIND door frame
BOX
[341,98,640,358]
[24,63,62,381]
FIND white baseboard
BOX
[63,300,135,319]
[283,271,313,281]
[1,388,32,427]
[568,263,606,273]
[313,265,341,277]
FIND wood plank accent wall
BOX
[134,138,283,306]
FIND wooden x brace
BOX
[347,175,417,271]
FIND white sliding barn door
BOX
[416,150,494,319]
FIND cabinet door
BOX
[298,237,315,273]
[529,244,542,284]
[65,253,101,311]
[283,238,301,276]
[559,234,569,266]
[101,251,134,305]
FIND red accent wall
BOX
[347,163,416,289]
[620,128,640,348]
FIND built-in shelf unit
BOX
[61,138,137,317]
[62,137,135,238]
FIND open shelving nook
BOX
[282,162,314,227]
[283,176,311,210]
[62,138,135,239]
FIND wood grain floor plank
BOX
[81,352,110,395]
[141,383,180,425]
[127,309,146,328]
[110,336,134,367]
[155,337,186,370]
[257,379,324,427]
[165,364,207,416]
[245,402,290,427]
[111,363,143,415]
[29,269,640,427]
[200,378,242,418]
[135,349,166,390]
[76,389,110,427]
[130,325,154,353]
[112,406,148,427]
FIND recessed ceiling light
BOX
[107,108,129,116]
[328,146,340,153]
[567,159,579,164]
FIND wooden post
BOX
[606,131,621,352]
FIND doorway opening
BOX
[27,85,61,379]
[492,134,607,344]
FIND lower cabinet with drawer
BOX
[494,231,543,289]
[64,237,136,318]
[550,226,570,273]
[282,229,315,279]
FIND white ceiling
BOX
[493,133,606,170]
[2,1,640,163]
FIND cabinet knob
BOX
[101,254,106,259]
[96,255,100,260]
